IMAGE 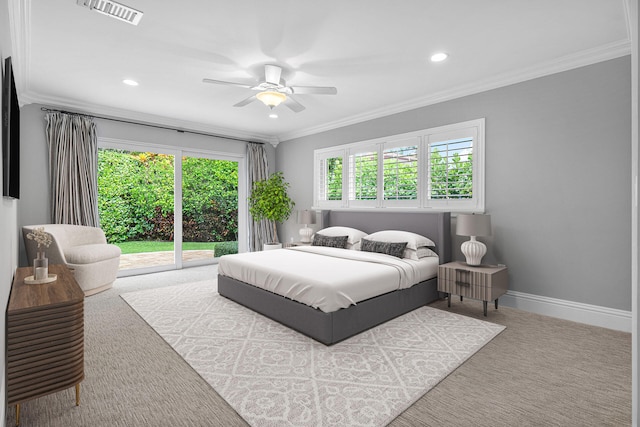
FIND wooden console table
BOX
[7,264,85,426]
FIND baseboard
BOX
[500,290,632,333]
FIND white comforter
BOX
[218,246,439,313]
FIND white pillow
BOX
[417,246,438,258]
[364,230,435,250]
[404,247,439,260]
[315,226,368,249]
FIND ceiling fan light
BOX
[430,52,448,62]
[256,91,287,108]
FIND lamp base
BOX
[461,236,486,266]
[299,226,313,243]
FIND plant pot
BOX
[263,243,283,251]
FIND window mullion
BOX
[377,143,384,207]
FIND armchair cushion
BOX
[65,244,121,264]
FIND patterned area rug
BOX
[122,281,505,427]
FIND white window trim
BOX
[312,118,485,213]
[313,148,345,209]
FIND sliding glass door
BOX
[181,155,239,265]
[97,142,244,275]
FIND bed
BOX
[218,210,451,345]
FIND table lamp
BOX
[297,210,316,243]
[456,213,492,266]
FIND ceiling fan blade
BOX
[203,78,252,89]
[283,96,305,113]
[264,64,282,85]
[233,95,257,107]
[290,86,337,95]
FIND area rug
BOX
[121,281,505,427]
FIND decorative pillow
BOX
[360,238,408,258]
[315,226,368,249]
[404,247,439,260]
[364,230,435,250]
[312,234,349,249]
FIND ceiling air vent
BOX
[76,0,143,26]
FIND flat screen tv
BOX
[2,56,19,199]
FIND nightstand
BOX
[438,261,508,316]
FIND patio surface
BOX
[119,250,215,269]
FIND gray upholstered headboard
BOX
[319,210,451,263]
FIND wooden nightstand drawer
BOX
[438,265,508,301]
[438,278,495,301]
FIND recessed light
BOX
[430,52,448,62]
[269,113,278,119]
[122,79,139,86]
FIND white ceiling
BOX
[9,0,631,145]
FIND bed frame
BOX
[218,210,451,345]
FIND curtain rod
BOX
[39,107,264,145]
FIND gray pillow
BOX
[360,238,408,258]
[312,234,349,249]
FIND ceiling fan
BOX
[202,64,337,113]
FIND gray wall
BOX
[276,56,632,312]
[16,104,276,266]
[0,0,16,419]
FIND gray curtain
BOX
[247,142,276,251]
[45,112,99,227]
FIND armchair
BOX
[23,224,121,296]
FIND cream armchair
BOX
[23,224,121,296]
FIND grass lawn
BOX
[114,241,217,255]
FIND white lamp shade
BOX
[297,210,316,225]
[456,214,491,237]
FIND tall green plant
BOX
[248,172,295,244]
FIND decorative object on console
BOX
[26,227,53,282]
[297,210,316,243]
[456,213,492,266]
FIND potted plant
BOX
[248,171,295,250]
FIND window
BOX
[428,138,473,200]
[316,150,345,208]
[313,119,484,212]
[348,147,378,205]
[383,137,419,206]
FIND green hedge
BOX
[213,241,238,257]
[98,149,238,244]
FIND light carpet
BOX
[121,281,505,427]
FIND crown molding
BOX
[266,136,280,147]
[278,39,632,142]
